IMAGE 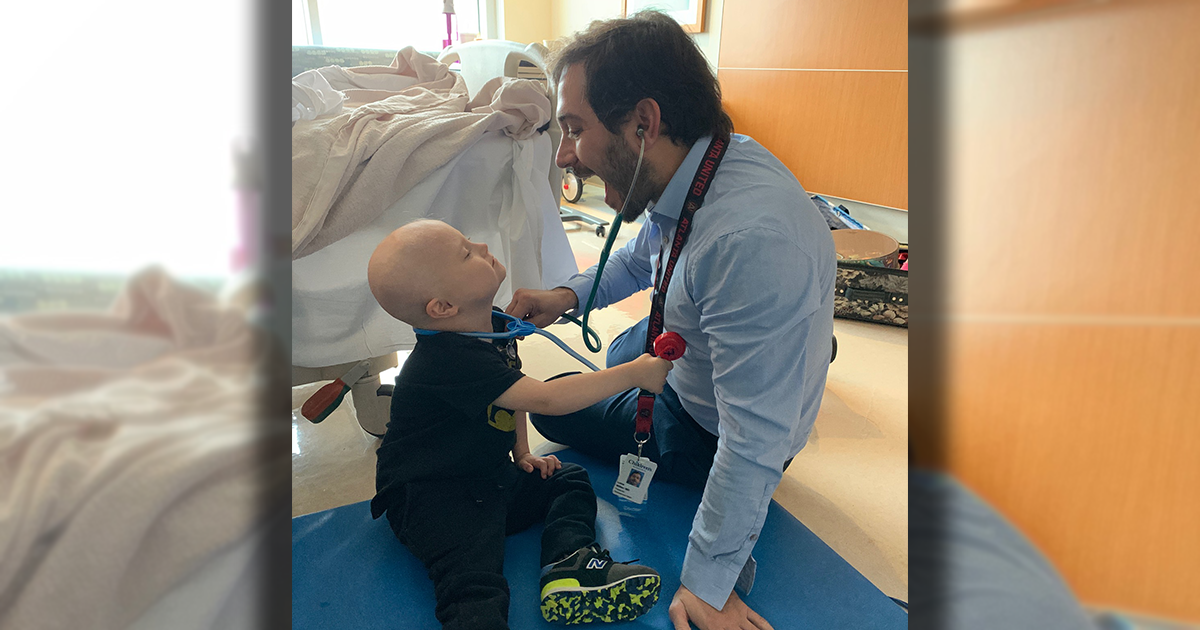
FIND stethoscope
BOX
[414,311,603,372]
[415,128,688,370]
[557,127,645,353]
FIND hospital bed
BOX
[437,41,612,236]
[291,43,578,435]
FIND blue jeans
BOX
[531,318,719,490]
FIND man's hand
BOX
[668,585,773,630]
[516,452,562,479]
[505,287,578,329]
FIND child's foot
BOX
[539,544,660,624]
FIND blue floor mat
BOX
[293,449,907,629]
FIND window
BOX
[295,0,314,45]
[293,0,484,51]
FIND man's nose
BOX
[555,138,576,170]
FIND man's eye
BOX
[567,129,581,139]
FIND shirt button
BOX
[749,534,758,541]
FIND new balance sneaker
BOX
[539,544,660,624]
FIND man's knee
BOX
[529,411,560,440]
[606,319,650,367]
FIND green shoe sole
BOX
[540,575,661,624]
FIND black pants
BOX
[385,462,596,630]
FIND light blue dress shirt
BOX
[561,134,836,609]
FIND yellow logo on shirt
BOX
[487,405,516,432]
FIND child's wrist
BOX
[614,362,639,388]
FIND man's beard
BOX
[601,134,659,223]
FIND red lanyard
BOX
[634,135,730,448]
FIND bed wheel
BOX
[563,171,584,203]
[596,225,607,238]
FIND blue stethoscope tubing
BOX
[413,311,602,372]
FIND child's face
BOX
[435,227,507,305]
[367,220,507,325]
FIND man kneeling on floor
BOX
[367,220,674,628]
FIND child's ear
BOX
[426,298,458,320]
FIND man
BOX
[505,11,835,630]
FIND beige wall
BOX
[550,0,621,41]
[514,0,725,71]
[499,0,553,45]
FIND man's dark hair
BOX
[549,11,733,146]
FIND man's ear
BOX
[632,98,664,143]
[426,298,458,320]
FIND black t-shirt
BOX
[371,311,524,519]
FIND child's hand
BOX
[517,452,562,479]
[630,353,673,394]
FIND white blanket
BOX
[0,268,287,630]
[292,46,552,259]
[292,70,346,122]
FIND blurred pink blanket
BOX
[0,268,285,630]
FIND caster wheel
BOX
[596,225,607,238]
[563,171,584,203]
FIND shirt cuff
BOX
[680,543,758,610]
[560,275,598,320]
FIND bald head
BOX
[367,220,506,330]
[367,220,457,326]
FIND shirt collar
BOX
[647,135,714,223]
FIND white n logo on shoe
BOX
[586,558,607,570]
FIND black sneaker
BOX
[539,544,660,624]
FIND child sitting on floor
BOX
[366,219,671,629]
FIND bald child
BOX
[366,220,670,629]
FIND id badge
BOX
[613,454,658,504]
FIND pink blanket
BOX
[0,268,287,630]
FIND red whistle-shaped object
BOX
[654,331,686,361]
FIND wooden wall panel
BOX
[945,0,1200,318]
[936,0,1200,620]
[720,0,907,70]
[946,323,1200,620]
[719,69,908,209]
